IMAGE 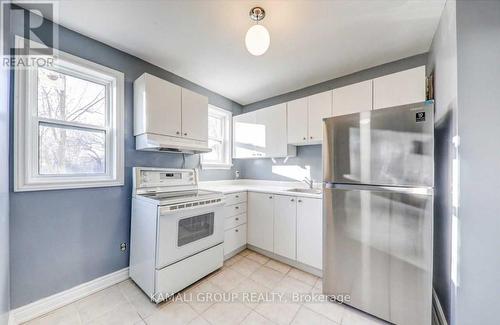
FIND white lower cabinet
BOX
[223,192,247,257]
[224,224,246,255]
[273,195,297,260]
[247,192,275,252]
[296,197,323,269]
[247,191,323,270]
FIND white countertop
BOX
[199,179,323,199]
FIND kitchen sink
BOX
[286,188,322,194]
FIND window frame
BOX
[14,37,124,191]
[202,105,232,170]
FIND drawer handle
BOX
[303,137,306,140]
[291,199,295,202]
[235,229,239,232]
[235,195,239,198]
[269,196,273,199]
[298,200,302,203]
[235,206,239,209]
[235,217,239,221]
[176,131,180,135]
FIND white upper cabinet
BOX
[373,66,426,110]
[134,73,181,137]
[287,91,332,145]
[307,90,333,143]
[273,195,297,260]
[296,197,322,270]
[181,88,208,141]
[233,104,296,159]
[332,80,373,116]
[256,103,289,157]
[134,73,208,141]
[233,111,258,159]
[287,97,308,144]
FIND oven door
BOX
[156,203,224,269]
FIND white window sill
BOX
[201,163,233,170]
[14,178,124,192]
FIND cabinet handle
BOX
[291,198,295,202]
[298,200,302,203]
[269,196,273,199]
[235,217,239,221]
[184,133,188,136]
[235,229,239,232]
[310,136,313,139]
[303,137,306,140]
[235,206,239,209]
[176,131,180,135]
[235,195,239,198]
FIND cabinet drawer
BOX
[225,192,247,205]
[223,202,247,218]
[225,213,247,230]
[224,224,247,255]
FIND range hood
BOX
[135,133,211,154]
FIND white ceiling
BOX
[45,0,445,105]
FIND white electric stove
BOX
[129,167,225,302]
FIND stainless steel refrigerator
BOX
[322,101,434,325]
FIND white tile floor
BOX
[24,249,388,325]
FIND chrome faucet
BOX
[303,177,314,189]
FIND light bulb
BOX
[245,24,270,56]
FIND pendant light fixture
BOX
[245,7,270,56]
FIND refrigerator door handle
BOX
[324,182,433,196]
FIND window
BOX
[202,105,232,169]
[14,37,124,191]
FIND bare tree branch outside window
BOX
[37,68,106,174]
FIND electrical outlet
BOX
[120,242,127,252]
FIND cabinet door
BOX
[256,103,288,157]
[233,111,260,158]
[287,98,308,145]
[224,224,247,256]
[247,192,274,252]
[144,74,182,137]
[181,88,208,141]
[308,90,332,143]
[273,195,297,260]
[332,80,372,117]
[373,66,426,110]
[296,197,322,269]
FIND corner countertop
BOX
[199,179,323,199]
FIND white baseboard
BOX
[247,244,322,277]
[8,312,15,325]
[11,268,129,324]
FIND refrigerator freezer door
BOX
[323,184,433,325]
[323,101,434,187]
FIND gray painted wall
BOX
[426,0,457,323]
[239,54,428,182]
[0,37,11,325]
[455,1,500,324]
[7,7,242,308]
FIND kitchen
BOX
[1,1,499,325]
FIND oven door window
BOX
[177,212,215,247]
